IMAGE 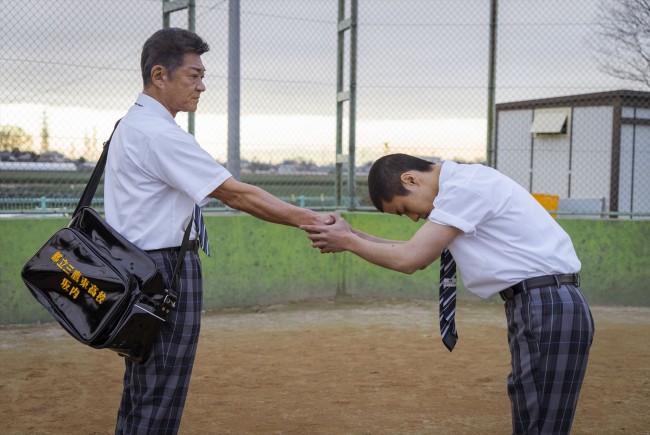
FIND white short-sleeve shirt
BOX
[429,161,581,298]
[104,93,232,250]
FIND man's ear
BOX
[150,65,167,88]
[400,172,420,186]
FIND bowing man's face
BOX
[380,171,437,223]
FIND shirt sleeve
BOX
[429,182,493,236]
[144,126,231,204]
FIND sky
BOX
[0,0,644,164]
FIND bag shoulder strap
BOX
[73,119,121,216]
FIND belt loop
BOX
[553,274,561,288]
[574,272,580,287]
[521,280,527,292]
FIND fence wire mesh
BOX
[1,0,649,217]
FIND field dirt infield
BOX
[1,299,648,434]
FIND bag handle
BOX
[73,118,194,298]
[169,216,194,296]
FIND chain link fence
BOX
[1,0,648,217]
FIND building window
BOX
[530,108,570,135]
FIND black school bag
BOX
[21,120,191,363]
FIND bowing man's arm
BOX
[301,214,461,274]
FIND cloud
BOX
[1,0,642,165]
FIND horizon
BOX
[1,102,488,166]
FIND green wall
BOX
[2,213,649,325]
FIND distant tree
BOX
[15,149,38,161]
[82,127,98,150]
[40,110,50,152]
[591,0,650,88]
[249,161,272,172]
[0,125,34,151]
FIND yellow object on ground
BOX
[532,193,559,217]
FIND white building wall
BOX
[495,109,533,190]
[619,124,650,216]
[632,125,650,214]
[495,106,614,202]
[623,106,650,119]
[569,106,613,209]
[619,125,634,213]
[497,96,650,216]
[531,117,571,196]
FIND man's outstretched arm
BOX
[210,177,332,227]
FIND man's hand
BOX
[300,213,352,253]
[302,212,335,234]
[311,213,335,226]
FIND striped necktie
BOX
[439,248,458,351]
[193,204,210,256]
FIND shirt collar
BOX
[439,160,456,185]
[135,93,177,125]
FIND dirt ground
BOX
[1,299,648,435]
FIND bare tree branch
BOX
[590,0,650,88]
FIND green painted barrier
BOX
[2,213,649,325]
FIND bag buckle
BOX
[163,294,176,308]
[160,290,177,314]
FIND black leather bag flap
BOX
[21,227,137,344]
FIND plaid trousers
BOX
[505,284,594,435]
[115,249,202,435]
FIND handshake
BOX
[300,213,352,254]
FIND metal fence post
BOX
[228,0,241,180]
[162,0,197,136]
[335,0,358,210]
[486,0,498,168]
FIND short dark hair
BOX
[368,153,435,212]
[141,27,210,88]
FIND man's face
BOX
[161,53,206,117]
[381,184,435,223]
